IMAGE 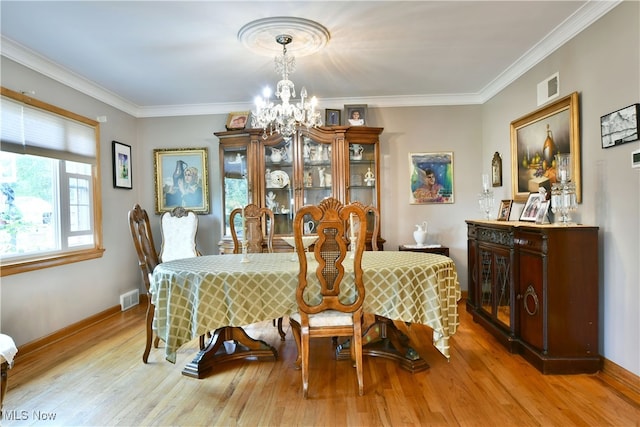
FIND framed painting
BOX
[497,199,513,221]
[519,192,545,222]
[154,147,209,214]
[510,91,581,203]
[344,104,367,126]
[226,111,250,130]
[325,109,341,126]
[112,141,132,189]
[600,103,639,148]
[409,152,454,204]
[491,151,502,187]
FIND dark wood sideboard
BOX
[466,220,600,374]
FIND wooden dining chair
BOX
[229,204,285,340]
[229,203,275,254]
[159,206,201,262]
[128,203,162,363]
[290,197,368,398]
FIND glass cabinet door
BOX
[301,135,333,207]
[264,138,294,235]
[479,245,512,329]
[221,145,248,237]
[348,142,377,234]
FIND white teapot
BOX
[350,144,364,160]
[413,221,428,246]
[270,147,285,163]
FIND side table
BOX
[399,244,449,257]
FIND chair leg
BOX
[143,300,155,363]
[289,319,302,368]
[277,317,286,340]
[353,320,364,396]
[301,329,310,399]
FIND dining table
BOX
[150,251,461,379]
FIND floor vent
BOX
[120,289,140,311]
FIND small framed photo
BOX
[325,109,341,126]
[600,103,639,148]
[535,200,550,224]
[519,192,545,222]
[112,141,132,189]
[344,104,368,126]
[226,111,250,130]
[497,199,513,221]
[154,147,210,214]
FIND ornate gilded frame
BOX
[154,147,209,214]
[510,92,581,203]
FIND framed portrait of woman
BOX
[154,147,210,214]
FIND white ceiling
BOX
[0,1,620,118]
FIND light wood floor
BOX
[3,302,639,426]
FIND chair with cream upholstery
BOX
[229,204,285,339]
[0,334,18,419]
[290,197,368,398]
[159,206,200,262]
[128,204,162,363]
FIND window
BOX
[0,87,104,276]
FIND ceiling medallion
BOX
[237,17,330,58]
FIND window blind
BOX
[1,96,97,164]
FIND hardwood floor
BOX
[3,302,639,426]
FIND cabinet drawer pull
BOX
[523,284,539,316]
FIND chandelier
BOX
[251,34,322,139]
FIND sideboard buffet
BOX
[216,126,385,253]
[466,220,600,374]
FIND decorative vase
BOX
[413,221,428,246]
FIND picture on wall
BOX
[510,91,581,203]
[600,103,639,148]
[112,141,132,189]
[154,147,210,214]
[409,152,454,204]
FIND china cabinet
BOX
[466,220,600,374]
[216,126,385,253]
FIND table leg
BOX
[182,326,278,379]
[336,315,430,373]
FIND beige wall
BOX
[1,2,638,375]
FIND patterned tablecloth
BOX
[151,251,461,363]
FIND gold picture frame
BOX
[226,111,250,130]
[154,147,209,214]
[510,92,581,203]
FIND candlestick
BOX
[241,206,246,244]
[482,174,490,192]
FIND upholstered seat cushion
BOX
[290,310,354,327]
[0,334,17,367]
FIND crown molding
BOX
[1,1,620,117]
